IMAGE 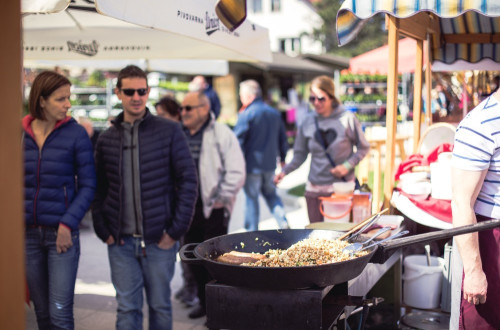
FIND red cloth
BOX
[394,143,455,223]
[397,189,452,223]
[26,282,30,306]
[394,143,454,180]
[460,214,500,329]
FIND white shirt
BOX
[452,96,500,218]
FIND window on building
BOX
[271,0,281,12]
[251,0,262,13]
[278,38,301,55]
[291,38,301,52]
[279,39,287,53]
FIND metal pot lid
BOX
[400,311,450,330]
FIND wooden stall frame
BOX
[383,12,440,209]
[1,0,25,329]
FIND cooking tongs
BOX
[339,208,389,241]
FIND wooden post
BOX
[0,1,25,329]
[383,16,399,209]
[425,36,433,125]
[412,40,424,153]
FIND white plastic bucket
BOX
[403,255,444,309]
[319,195,352,223]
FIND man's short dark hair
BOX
[116,65,148,89]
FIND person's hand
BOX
[463,268,488,305]
[213,201,225,209]
[274,172,286,184]
[105,235,124,245]
[158,232,176,250]
[330,164,349,178]
[56,225,73,254]
[106,235,115,245]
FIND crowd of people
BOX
[23,63,500,330]
[23,65,375,329]
[22,65,500,329]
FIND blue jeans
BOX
[243,172,289,231]
[108,236,178,330]
[25,226,80,330]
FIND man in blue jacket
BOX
[92,65,197,330]
[233,79,289,231]
[190,75,221,119]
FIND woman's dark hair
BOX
[155,96,181,121]
[28,71,71,120]
[116,65,148,89]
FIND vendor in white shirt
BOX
[451,89,500,329]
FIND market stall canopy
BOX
[248,52,334,75]
[336,0,500,211]
[349,38,427,74]
[337,0,500,66]
[22,0,272,63]
[301,53,350,72]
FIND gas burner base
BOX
[205,282,348,330]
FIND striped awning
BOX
[337,0,500,65]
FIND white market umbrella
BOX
[23,0,272,64]
[22,0,69,14]
[24,58,230,76]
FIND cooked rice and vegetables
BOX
[216,238,368,267]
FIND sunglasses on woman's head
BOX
[309,96,326,103]
[121,88,148,96]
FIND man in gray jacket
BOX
[180,90,246,319]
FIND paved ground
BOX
[26,156,311,330]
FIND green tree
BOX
[312,0,387,57]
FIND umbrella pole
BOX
[383,15,399,209]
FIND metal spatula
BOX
[343,227,392,255]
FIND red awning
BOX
[349,38,427,74]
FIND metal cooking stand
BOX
[205,251,402,330]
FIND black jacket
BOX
[92,109,197,244]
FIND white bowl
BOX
[378,215,404,229]
[401,181,432,197]
[399,171,429,184]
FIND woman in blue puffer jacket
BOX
[23,71,96,330]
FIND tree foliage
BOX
[311,0,387,58]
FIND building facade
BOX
[246,0,324,56]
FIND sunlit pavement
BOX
[26,154,310,330]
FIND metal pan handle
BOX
[360,230,409,252]
[371,219,500,263]
[179,243,203,265]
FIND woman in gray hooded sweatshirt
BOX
[275,75,370,223]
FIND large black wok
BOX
[180,220,500,290]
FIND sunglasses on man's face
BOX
[180,104,205,112]
[121,88,148,96]
[309,95,327,103]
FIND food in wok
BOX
[216,238,368,267]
